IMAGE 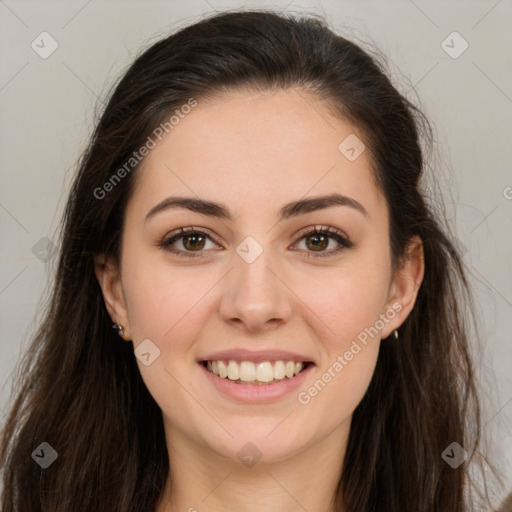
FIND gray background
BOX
[1,0,511,505]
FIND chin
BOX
[203,423,311,464]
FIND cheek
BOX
[293,265,388,413]
[123,265,207,344]
[299,264,391,340]
[120,257,209,415]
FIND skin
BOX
[95,88,424,512]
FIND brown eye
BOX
[294,226,353,258]
[160,227,220,258]
[181,233,207,251]
[304,233,330,252]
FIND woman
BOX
[0,9,499,512]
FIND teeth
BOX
[239,361,256,382]
[274,360,285,380]
[285,361,295,378]
[205,359,306,383]
[227,361,239,380]
[218,360,228,378]
[256,362,274,383]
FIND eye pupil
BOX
[184,234,205,250]
[307,234,328,251]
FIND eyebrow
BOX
[144,193,369,223]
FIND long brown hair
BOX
[0,8,498,511]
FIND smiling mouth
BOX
[201,359,312,385]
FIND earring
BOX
[393,329,399,339]
[112,323,124,338]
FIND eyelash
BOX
[159,225,353,259]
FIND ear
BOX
[381,235,425,339]
[94,253,131,341]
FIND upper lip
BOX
[198,349,315,364]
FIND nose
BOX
[218,248,293,333]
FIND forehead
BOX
[129,88,385,221]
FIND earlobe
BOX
[382,235,425,338]
[94,253,131,340]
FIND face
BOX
[96,88,423,465]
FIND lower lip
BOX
[199,362,314,403]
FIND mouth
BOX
[200,359,313,386]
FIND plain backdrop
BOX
[1,0,511,504]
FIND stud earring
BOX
[393,329,399,339]
[112,323,124,338]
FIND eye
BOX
[159,226,221,258]
[292,225,353,258]
[159,224,353,259]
